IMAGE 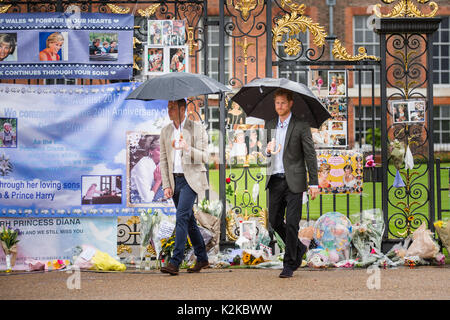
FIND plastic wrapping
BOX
[406,223,440,259]
[91,250,126,271]
[242,249,266,266]
[306,212,352,267]
[404,145,414,170]
[139,209,164,262]
[256,226,271,250]
[194,208,221,254]
[389,139,406,170]
[306,249,332,268]
[152,212,176,260]
[74,244,126,271]
[25,259,46,271]
[298,220,315,248]
[350,209,385,264]
[434,220,450,254]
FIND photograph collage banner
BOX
[0,12,134,79]
[144,20,188,74]
[309,69,348,148]
[0,83,176,218]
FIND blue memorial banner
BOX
[0,216,117,270]
[0,13,134,79]
[0,83,177,217]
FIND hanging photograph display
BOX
[144,46,164,74]
[309,69,328,98]
[145,20,187,75]
[316,150,364,194]
[327,70,346,96]
[144,45,188,75]
[311,96,348,148]
[390,99,426,123]
[309,69,348,149]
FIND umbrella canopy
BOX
[126,72,231,101]
[230,77,331,128]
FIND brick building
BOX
[200,0,450,154]
[0,0,448,153]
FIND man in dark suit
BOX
[265,88,319,278]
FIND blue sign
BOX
[0,83,177,217]
[0,13,134,79]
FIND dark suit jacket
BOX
[264,114,319,194]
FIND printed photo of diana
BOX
[127,132,165,206]
[39,32,68,62]
[0,33,17,62]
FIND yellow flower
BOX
[242,252,252,265]
[434,221,444,228]
[251,257,264,265]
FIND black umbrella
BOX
[230,77,331,128]
[126,72,231,101]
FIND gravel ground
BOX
[1,265,449,300]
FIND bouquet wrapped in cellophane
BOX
[1,226,20,271]
[139,208,162,263]
[350,209,397,267]
[434,220,450,254]
[194,199,223,255]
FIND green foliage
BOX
[273,231,285,253]
[366,127,381,149]
[0,226,20,249]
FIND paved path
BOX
[1,265,449,300]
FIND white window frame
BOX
[354,105,381,148]
[353,15,380,87]
[433,105,450,151]
[433,16,450,86]
[198,16,232,85]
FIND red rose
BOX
[226,177,231,184]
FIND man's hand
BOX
[178,138,190,152]
[164,187,173,199]
[308,186,319,200]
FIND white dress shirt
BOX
[270,113,318,190]
[272,113,292,174]
[172,118,186,174]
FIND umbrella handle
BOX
[270,143,282,155]
[171,131,184,150]
[171,139,184,150]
